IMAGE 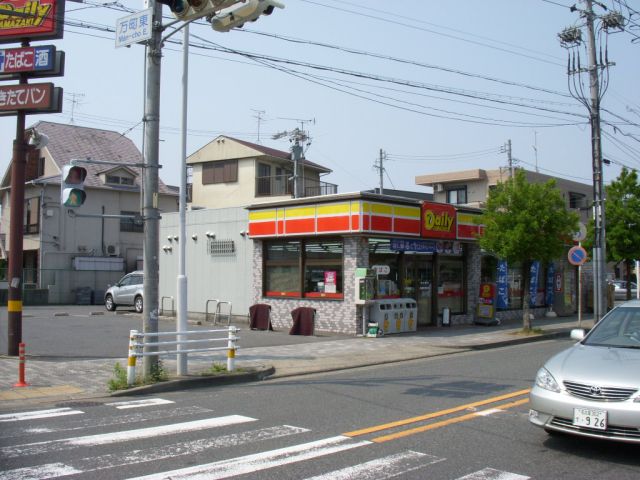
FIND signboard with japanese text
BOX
[0,82,61,115]
[496,260,509,309]
[115,8,152,48]
[390,238,462,255]
[0,47,62,80]
[0,0,65,44]
[421,201,457,239]
[0,44,53,73]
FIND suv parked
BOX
[105,271,144,313]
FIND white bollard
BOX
[227,325,237,372]
[127,329,139,386]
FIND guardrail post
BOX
[227,325,237,372]
[127,330,139,386]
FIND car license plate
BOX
[573,407,607,430]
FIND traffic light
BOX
[161,0,241,21]
[157,0,189,16]
[61,165,87,208]
[211,0,285,32]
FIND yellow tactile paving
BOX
[0,385,83,400]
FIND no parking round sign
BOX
[568,246,588,266]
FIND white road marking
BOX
[0,425,309,480]
[1,406,211,439]
[1,415,256,458]
[456,468,530,480]
[0,408,84,422]
[106,398,175,409]
[126,435,371,480]
[475,408,503,417]
[0,463,81,480]
[303,450,445,480]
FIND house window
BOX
[446,186,467,205]
[23,197,40,234]
[264,238,344,299]
[202,159,238,184]
[106,174,134,186]
[120,210,143,233]
[569,192,587,209]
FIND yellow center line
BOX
[372,397,530,443]
[343,388,531,438]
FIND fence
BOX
[126,326,239,386]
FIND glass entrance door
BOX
[404,258,433,326]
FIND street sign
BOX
[0,82,62,116]
[0,0,66,44]
[572,222,587,242]
[568,245,588,266]
[115,9,152,48]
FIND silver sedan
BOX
[529,300,640,443]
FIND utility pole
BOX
[585,0,607,321]
[374,149,385,194]
[142,0,162,376]
[558,0,623,320]
[501,140,513,178]
[273,126,310,198]
[252,109,266,143]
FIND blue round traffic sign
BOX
[568,246,588,266]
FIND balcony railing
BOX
[255,175,337,198]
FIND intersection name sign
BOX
[115,9,152,48]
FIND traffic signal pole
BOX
[142,0,163,377]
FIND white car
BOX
[612,280,638,301]
[529,300,640,443]
[104,271,144,313]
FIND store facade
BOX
[247,192,485,334]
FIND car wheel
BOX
[134,296,143,314]
[105,294,116,311]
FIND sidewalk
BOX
[0,313,594,410]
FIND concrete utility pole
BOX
[375,149,385,194]
[585,0,607,321]
[142,0,163,376]
[506,139,513,178]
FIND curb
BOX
[108,366,275,397]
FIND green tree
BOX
[479,170,579,330]
[604,168,640,298]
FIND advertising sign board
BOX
[0,0,65,44]
[0,82,61,115]
[0,44,54,73]
[421,202,457,239]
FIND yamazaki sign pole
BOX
[1,0,65,356]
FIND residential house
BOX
[415,168,593,222]
[187,135,337,209]
[0,121,178,304]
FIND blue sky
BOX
[1,0,639,193]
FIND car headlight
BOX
[535,367,561,393]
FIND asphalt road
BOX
[1,339,638,479]
[0,305,351,359]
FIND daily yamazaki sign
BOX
[421,202,457,239]
[0,0,65,44]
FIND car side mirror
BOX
[570,329,585,341]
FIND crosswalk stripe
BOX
[455,468,530,480]
[0,425,310,480]
[0,463,81,480]
[126,435,372,480]
[302,450,445,480]
[1,415,256,458]
[106,398,175,409]
[0,408,84,423]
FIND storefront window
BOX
[438,258,464,314]
[304,240,343,299]
[369,238,401,297]
[264,241,300,297]
[507,264,524,309]
[264,239,343,299]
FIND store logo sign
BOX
[421,202,456,239]
[0,0,65,44]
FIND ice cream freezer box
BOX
[368,298,418,334]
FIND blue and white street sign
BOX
[115,9,153,48]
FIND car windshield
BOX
[584,306,640,348]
